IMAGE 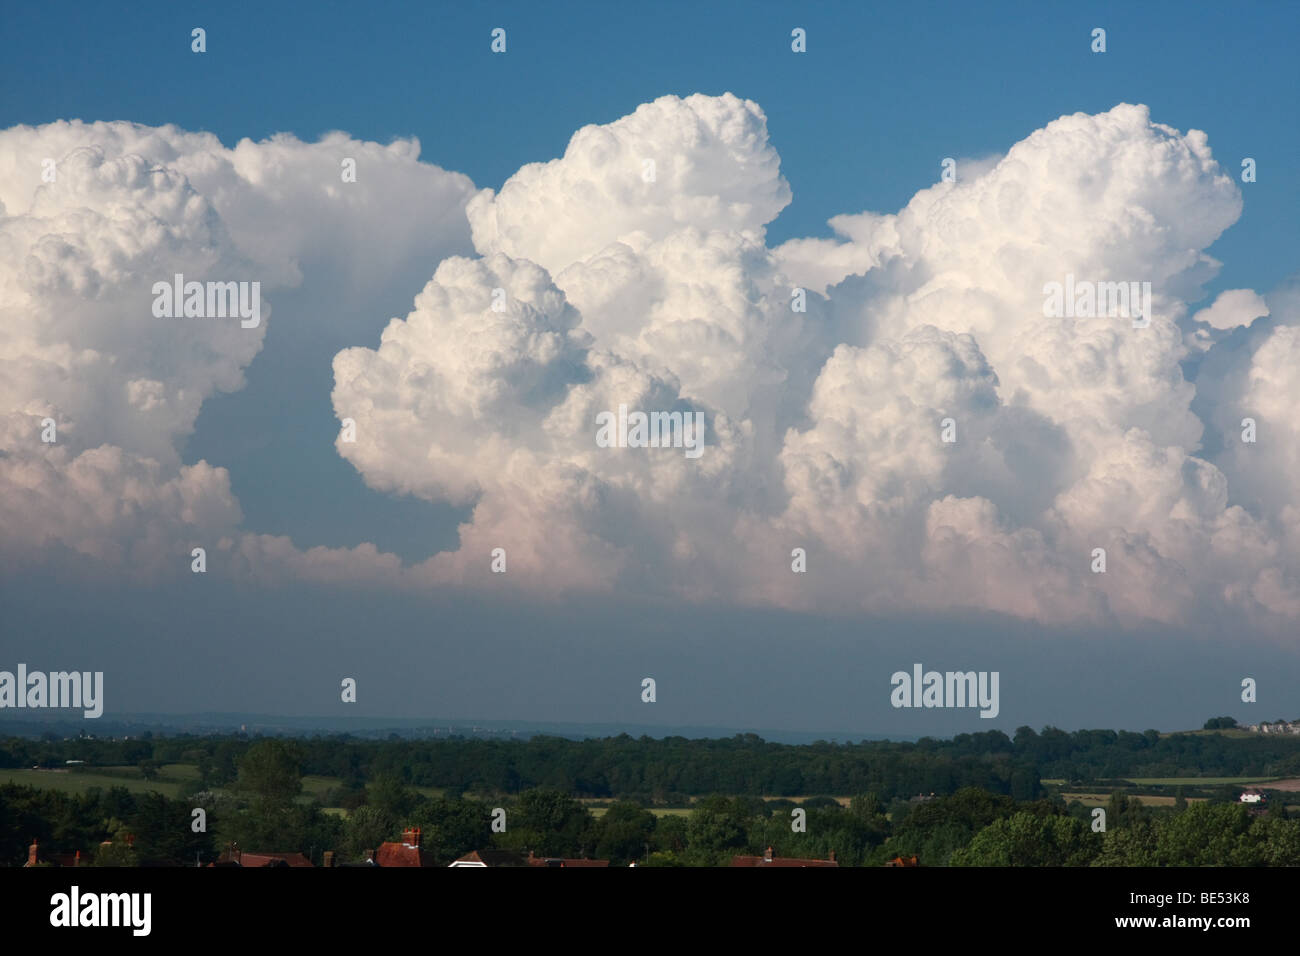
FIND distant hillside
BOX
[4,724,1299,802]
[0,711,901,745]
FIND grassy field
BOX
[588,807,691,819]
[1123,777,1280,786]
[0,763,445,815]
[300,775,339,799]
[1062,792,1209,807]
[10,764,1288,818]
[1042,776,1279,788]
[580,795,853,817]
[760,795,852,806]
[0,767,185,798]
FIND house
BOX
[1251,720,1300,735]
[23,840,88,868]
[209,844,314,867]
[885,855,920,867]
[730,846,838,867]
[526,851,609,868]
[449,849,610,867]
[374,828,437,867]
[1239,789,1267,804]
[450,849,529,867]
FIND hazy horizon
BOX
[2,2,1297,740]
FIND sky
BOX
[1,1,1298,737]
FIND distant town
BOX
[1246,720,1300,735]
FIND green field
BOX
[1123,777,1280,786]
[300,775,339,799]
[588,807,691,819]
[1062,792,1208,807]
[1,764,446,809]
[6,763,1281,816]
[760,795,852,806]
[0,767,184,798]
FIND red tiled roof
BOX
[452,850,528,867]
[26,844,89,868]
[452,850,610,867]
[527,857,610,867]
[730,855,838,867]
[252,852,313,867]
[209,851,314,867]
[375,842,436,867]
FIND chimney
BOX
[763,846,773,863]
[323,851,335,868]
[828,849,836,863]
[28,840,38,866]
[402,826,421,847]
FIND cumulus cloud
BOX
[467,93,790,276]
[1192,288,1270,330]
[0,120,473,571]
[331,97,1298,631]
[5,99,1297,634]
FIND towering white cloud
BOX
[0,120,474,574]
[4,100,1295,633]
[333,97,1296,629]
[467,92,790,275]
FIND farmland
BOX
[1123,776,1281,787]
[0,765,191,798]
[1061,792,1208,807]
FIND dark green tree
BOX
[592,802,656,864]
[685,795,749,863]
[500,789,593,857]
[414,797,493,864]
[951,812,1098,866]
[236,740,302,806]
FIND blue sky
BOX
[2,1,1298,735]
[5,0,1295,287]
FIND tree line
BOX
[5,725,1299,802]
[5,743,1298,866]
